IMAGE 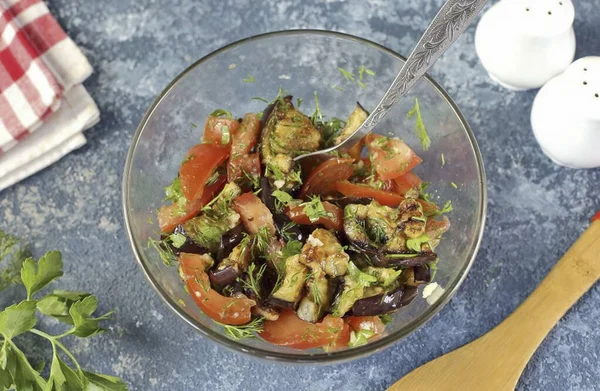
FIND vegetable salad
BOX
[152,93,451,350]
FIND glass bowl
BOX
[123,30,487,364]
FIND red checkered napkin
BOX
[0,0,92,153]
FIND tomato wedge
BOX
[592,212,600,222]
[285,201,344,231]
[336,180,403,207]
[365,134,422,180]
[231,113,261,157]
[393,171,422,195]
[299,158,354,198]
[179,144,229,201]
[346,316,385,336]
[232,192,276,235]
[179,253,255,325]
[260,309,350,349]
[203,116,241,145]
[227,152,261,184]
[157,176,227,232]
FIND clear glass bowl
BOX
[123,30,487,364]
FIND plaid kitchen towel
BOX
[0,0,99,191]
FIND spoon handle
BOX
[295,0,489,161]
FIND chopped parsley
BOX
[406,234,431,253]
[407,98,431,151]
[450,182,458,189]
[379,314,393,325]
[169,232,187,248]
[348,329,375,347]
[147,237,177,267]
[300,196,330,223]
[282,240,303,259]
[311,91,323,125]
[296,97,303,108]
[272,190,294,213]
[251,96,269,103]
[441,153,445,167]
[348,261,377,286]
[164,177,183,202]
[242,74,255,83]
[334,86,344,92]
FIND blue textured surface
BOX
[1,0,599,390]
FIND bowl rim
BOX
[122,29,487,364]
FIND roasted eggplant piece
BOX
[397,199,426,239]
[216,224,246,262]
[351,286,405,316]
[325,196,372,209]
[384,252,438,268]
[334,103,369,146]
[183,183,242,251]
[296,263,331,323]
[268,254,307,309]
[363,266,403,287]
[209,241,251,287]
[330,262,377,317]
[400,285,418,307]
[302,228,349,277]
[413,265,432,284]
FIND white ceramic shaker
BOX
[531,57,600,169]
[475,0,576,91]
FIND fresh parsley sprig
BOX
[0,247,127,390]
[407,98,431,151]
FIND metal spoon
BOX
[294,0,489,162]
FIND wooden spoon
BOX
[389,214,600,391]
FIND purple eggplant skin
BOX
[260,177,277,212]
[164,225,209,256]
[413,266,431,284]
[264,297,297,310]
[209,266,240,287]
[400,285,418,307]
[351,286,405,316]
[216,225,246,262]
[384,253,437,268]
[261,176,307,242]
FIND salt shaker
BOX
[531,57,600,169]
[475,0,576,91]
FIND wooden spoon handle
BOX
[388,220,600,391]
[478,220,600,377]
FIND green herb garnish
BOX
[169,233,187,249]
[252,96,269,103]
[0,230,31,292]
[450,182,458,189]
[217,317,264,341]
[406,234,431,253]
[242,74,255,83]
[300,196,330,223]
[338,67,355,82]
[311,91,323,125]
[0,245,127,390]
[348,261,377,286]
[147,237,177,266]
[296,98,303,107]
[282,240,303,259]
[379,314,393,325]
[164,177,183,202]
[280,221,299,242]
[210,109,232,119]
[272,190,294,213]
[348,329,374,347]
[239,263,267,299]
[441,153,445,167]
[407,98,431,151]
